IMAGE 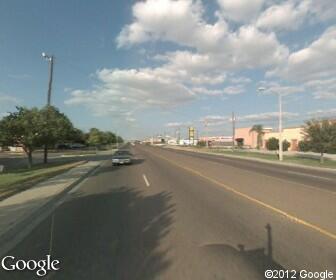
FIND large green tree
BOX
[87,128,122,147]
[250,124,264,149]
[40,106,75,150]
[0,106,75,168]
[303,119,336,163]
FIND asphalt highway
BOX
[1,144,335,279]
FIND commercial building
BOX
[263,127,304,151]
[234,126,304,151]
[199,136,233,147]
[234,127,272,148]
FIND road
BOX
[1,144,335,279]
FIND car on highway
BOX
[112,150,133,165]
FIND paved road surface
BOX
[1,144,335,279]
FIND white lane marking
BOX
[143,174,150,187]
[286,170,334,181]
[49,213,55,255]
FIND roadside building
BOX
[199,136,233,147]
[234,127,272,148]
[263,127,304,151]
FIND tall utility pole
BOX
[232,112,236,151]
[42,52,54,164]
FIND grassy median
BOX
[186,147,336,169]
[0,161,85,200]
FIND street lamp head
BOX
[42,52,47,58]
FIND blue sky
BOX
[1,0,335,139]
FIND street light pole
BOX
[232,112,235,152]
[257,87,283,161]
[42,52,54,164]
[278,92,283,161]
[205,120,209,148]
[47,55,54,106]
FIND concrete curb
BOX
[164,146,336,174]
[0,161,102,257]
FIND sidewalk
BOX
[0,160,101,256]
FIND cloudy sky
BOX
[1,0,336,139]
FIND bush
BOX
[235,138,244,148]
[282,140,290,151]
[266,138,290,151]
[197,140,206,147]
[266,137,278,151]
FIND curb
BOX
[0,161,102,257]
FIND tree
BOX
[68,128,86,144]
[0,106,75,168]
[298,140,310,152]
[39,106,75,153]
[0,107,44,168]
[87,128,104,147]
[86,128,123,148]
[303,119,336,163]
[250,124,264,149]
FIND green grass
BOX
[188,147,336,169]
[0,161,85,200]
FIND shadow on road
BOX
[0,186,174,280]
[199,223,296,280]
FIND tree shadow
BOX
[0,186,174,280]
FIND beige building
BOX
[263,127,304,151]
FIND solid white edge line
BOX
[286,170,333,181]
[143,174,150,187]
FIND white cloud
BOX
[258,82,305,96]
[65,68,196,118]
[200,115,230,126]
[256,1,309,31]
[304,78,336,100]
[238,111,299,122]
[270,25,336,81]
[192,87,225,96]
[307,108,336,118]
[230,76,252,84]
[200,111,299,127]
[165,121,192,128]
[117,0,289,71]
[117,0,228,52]
[308,0,336,22]
[223,85,245,95]
[217,0,264,22]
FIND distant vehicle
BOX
[112,150,133,165]
[69,143,86,149]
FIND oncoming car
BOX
[112,150,133,165]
